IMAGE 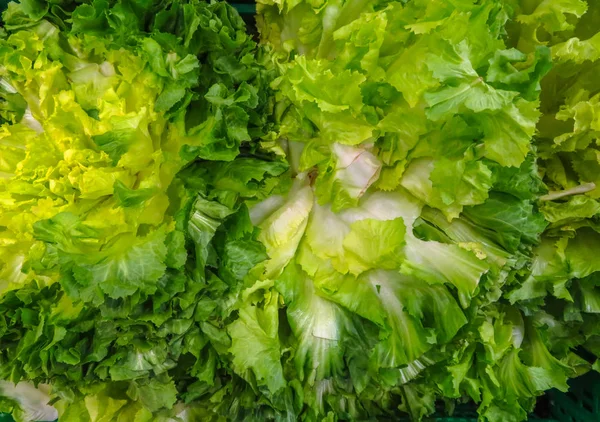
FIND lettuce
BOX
[209,1,575,421]
[506,0,600,389]
[0,0,288,419]
[1,0,600,421]
[242,0,588,420]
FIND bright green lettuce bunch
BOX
[0,0,290,420]
[247,0,593,420]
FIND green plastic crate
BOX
[549,371,600,422]
[231,1,256,14]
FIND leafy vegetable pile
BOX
[0,0,286,419]
[0,0,600,421]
